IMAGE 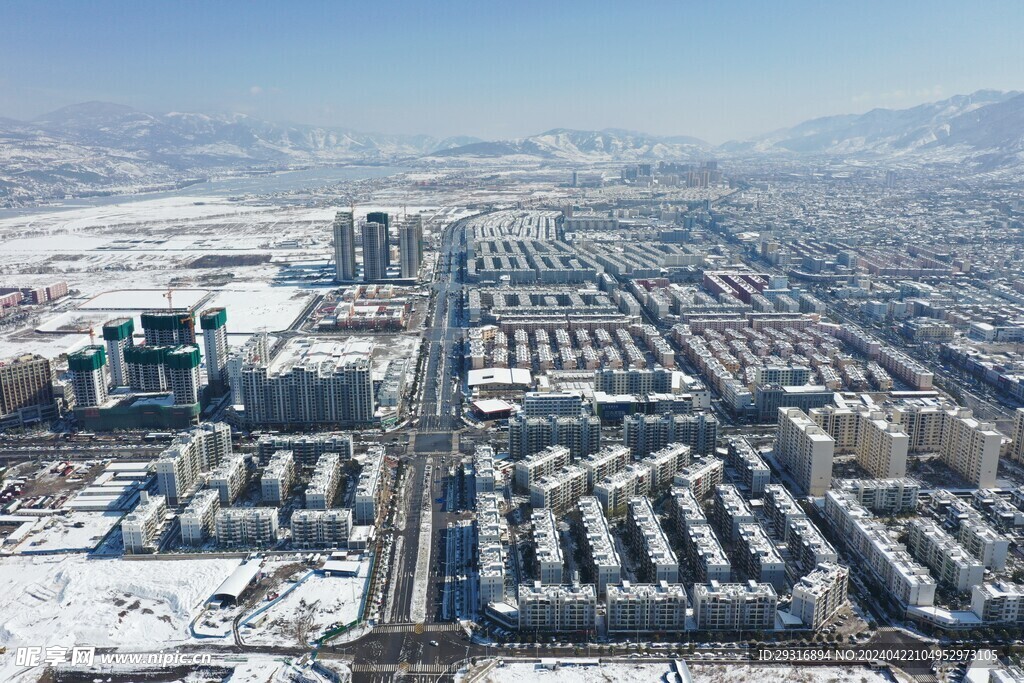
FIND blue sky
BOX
[1,0,1022,142]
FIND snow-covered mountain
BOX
[0,102,481,203]
[431,128,711,162]
[7,91,1024,204]
[721,90,1024,164]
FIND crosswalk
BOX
[373,622,462,633]
[352,663,451,674]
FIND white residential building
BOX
[261,450,295,505]
[214,507,279,547]
[122,492,167,554]
[180,489,220,545]
[305,452,342,509]
[627,497,679,584]
[577,496,621,596]
[775,407,835,496]
[290,508,352,548]
[517,582,596,633]
[532,508,564,585]
[606,581,688,633]
[692,580,778,631]
[789,563,849,630]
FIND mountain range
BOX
[3,90,1024,203]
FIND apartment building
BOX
[155,422,234,505]
[517,582,596,633]
[593,463,650,517]
[514,445,570,492]
[726,438,771,496]
[789,563,849,630]
[906,519,985,593]
[787,518,839,573]
[623,411,719,458]
[256,433,354,468]
[577,496,621,596]
[532,508,564,585]
[580,445,630,490]
[824,491,936,607]
[214,507,280,547]
[673,455,725,501]
[290,508,352,548]
[508,413,601,459]
[685,522,732,582]
[208,455,247,505]
[261,450,296,505]
[713,484,755,543]
[971,582,1024,625]
[529,465,587,515]
[736,523,786,590]
[627,497,679,583]
[775,407,835,496]
[762,484,807,539]
[122,492,167,554]
[354,447,385,525]
[834,478,920,515]
[606,581,688,633]
[692,580,778,631]
[305,452,342,509]
[180,489,220,545]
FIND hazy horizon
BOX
[2,0,1023,143]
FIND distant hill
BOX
[6,90,1024,203]
[0,102,481,202]
[431,128,711,162]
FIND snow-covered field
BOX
[79,288,211,311]
[242,569,369,647]
[12,511,123,553]
[0,555,239,656]
[467,661,898,683]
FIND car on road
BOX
[429,640,439,647]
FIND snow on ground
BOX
[243,570,369,647]
[79,288,211,311]
[203,286,315,333]
[0,555,239,655]
[12,511,123,553]
[469,661,897,683]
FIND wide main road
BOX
[417,216,469,435]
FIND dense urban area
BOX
[3,149,1024,683]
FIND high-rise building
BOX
[333,211,357,282]
[398,215,423,279]
[0,354,57,428]
[1012,408,1024,464]
[775,407,835,496]
[240,341,375,428]
[102,317,135,387]
[225,332,269,401]
[623,412,718,458]
[365,211,391,267]
[165,345,202,405]
[508,413,601,459]
[141,311,196,346]
[361,221,389,282]
[333,210,358,280]
[155,423,233,504]
[200,308,228,395]
[68,345,109,408]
